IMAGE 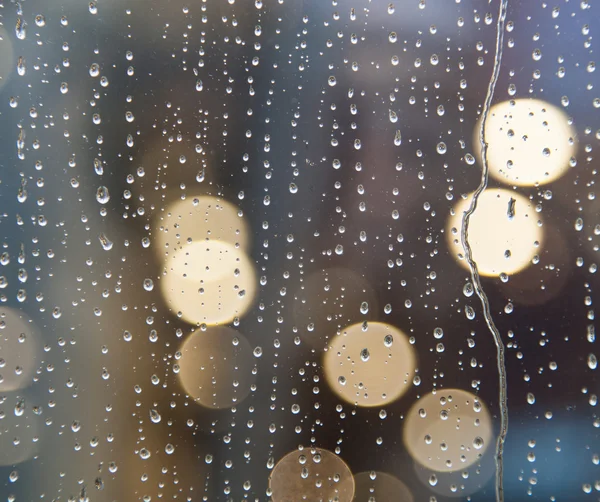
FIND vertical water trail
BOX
[460,1,509,501]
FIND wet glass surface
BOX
[0,1,599,501]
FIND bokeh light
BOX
[323,322,416,408]
[446,188,543,277]
[403,388,493,473]
[413,444,496,498]
[269,447,354,502]
[353,471,413,502]
[476,98,577,187]
[160,240,257,325]
[0,391,42,466]
[177,326,255,409]
[0,308,40,392]
[153,195,250,259]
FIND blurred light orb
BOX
[323,322,416,407]
[353,471,414,502]
[476,98,576,186]
[160,240,256,325]
[177,327,255,409]
[0,308,40,392]
[403,388,493,473]
[269,447,354,502]
[447,188,543,277]
[154,195,250,259]
[0,391,41,466]
[413,444,496,498]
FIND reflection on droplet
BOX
[353,471,413,502]
[324,322,416,407]
[160,240,257,325]
[0,308,40,391]
[177,326,256,409]
[477,98,577,186]
[403,389,493,473]
[153,195,251,258]
[270,447,354,502]
[446,188,543,277]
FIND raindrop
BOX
[96,186,110,204]
[98,233,113,251]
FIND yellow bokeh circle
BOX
[153,195,251,259]
[177,326,255,409]
[476,98,576,187]
[160,240,256,325]
[323,322,416,408]
[353,471,413,502]
[403,388,493,473]
[446,188,543,277]
[269,447,354,502]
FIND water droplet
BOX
[360,348,370,362]
[98,233,113,251]
[96,186,110,204]
[143,279,154,291]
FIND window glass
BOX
[0,1,598,501]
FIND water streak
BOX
[459,1,509,501]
